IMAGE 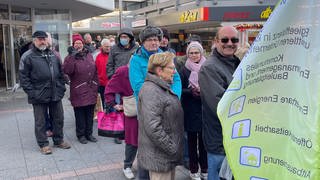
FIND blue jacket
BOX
[129,46,181,101]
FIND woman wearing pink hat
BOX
[63,34,99,144]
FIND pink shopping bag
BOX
[97,111,124,138]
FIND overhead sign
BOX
[208,5,275,21]
[132,19,147,28]
[148,7,208,27]
[101,22,121,29]
[260,6,273,19]
[217,0,319,179]
[179,9,201,23]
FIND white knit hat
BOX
[186,41,204,55]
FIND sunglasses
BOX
[220,37,239,43]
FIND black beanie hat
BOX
[161,28,170,41]
[139,26,163,43]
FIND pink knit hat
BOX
[72,34,84,45]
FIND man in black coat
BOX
[19,31,71,155]
[199,26,240,180]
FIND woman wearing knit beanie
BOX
[63,34,99,144]
[179,41,208,180]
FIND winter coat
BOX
[19,45,66,104]
[63,49,98,107]
[179,66,202,132]
[95,50,109,86]
[104,65,133,107]
[104,65,138,146]
[84,43,96,53]
[106,28,138,79]
[138,72,184,172]
[198,48,240,154]
[129,46,182,101]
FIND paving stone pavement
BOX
[0,88,189,180]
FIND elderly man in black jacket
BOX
[19,31,71,155]
[199,26,240,180]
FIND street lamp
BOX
[119,0,123,30]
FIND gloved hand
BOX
[113,104,124,111]
[67,46,79,56]
[191,87,200,97]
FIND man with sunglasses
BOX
[199,26,240,180]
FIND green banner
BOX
[217,0,320,179]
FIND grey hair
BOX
[101,38,110,45]
[84,33,91,39]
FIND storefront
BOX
[72,12,134,38]
[137,4,275,55]
[0,1,113,90]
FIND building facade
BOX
[0,0,113,90]
[72,0,277,55]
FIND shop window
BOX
[11,6,31,21]
[34,8,71,60]
[0,4,8,19]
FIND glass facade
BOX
[0,4,71,89]
[34,9,71,63]
[0,4,8,19]
[11,5,31,21]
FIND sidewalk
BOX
[0,89,189,180]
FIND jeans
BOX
[124,144,137,169]
[32,100,64,147]
[207,153,225,180]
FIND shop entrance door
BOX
[0,24,32,90]
[0,24,12,89]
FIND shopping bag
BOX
[219,157,233,180]
[97,111,124,138]
[122,95,137,117]
[94,94,103,122]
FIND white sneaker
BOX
[123,167,135,179]
[200,172,208,179]
[190,172,201,180]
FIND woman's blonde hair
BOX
[148,52,175,74]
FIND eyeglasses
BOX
[145,38,159,42]
[219,37,239,43]
[189,51,200,55]
[164,66,175,70]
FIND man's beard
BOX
[37,45,47,51]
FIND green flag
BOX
[217,0,320,179]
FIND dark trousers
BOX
[124,144,138,169]
[74,104,95,138]
[45,108,53,131]
[138,165,150,180]
[188,131,208,173]
[98,86,106,110]
[32,100,64,147]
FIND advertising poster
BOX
[217,0,320,179]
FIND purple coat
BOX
[105,65,138,146]
[63,50,98,107]
[104,65,133,105]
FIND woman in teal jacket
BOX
[129,26,181,101]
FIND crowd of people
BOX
[18,24,250,180]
